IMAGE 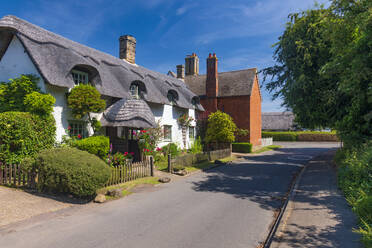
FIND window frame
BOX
[68,120,88,138]
[189,126,195,140]
[163,125,172,141]
[72,70,89,85]
[130,84,140,99]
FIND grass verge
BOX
[253,145,282,154]
[97,177,160,200]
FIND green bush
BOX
[162,143,180,157]
[262,131,338,142]
[190,137,203,154]
[0,112,55,163]
[262,131,297,141]
[205,111,237,143]
[337,143,372,246]
[24,92,56,117]
[36,147,110,197]
[70,136,109,159]
[232,143,253,153]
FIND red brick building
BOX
[174,53,262,146]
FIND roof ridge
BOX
[185,68,257,77]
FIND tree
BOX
[0,74,41,112]
[67,84,106,134]
[205,111,237,144]
[262,1,372,146]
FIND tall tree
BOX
[262,1,372,145]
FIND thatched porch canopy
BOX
[101,98,156,129]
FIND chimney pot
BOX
[185,53,199,76]
[119,35,136,64]
[206,53,218,98]
[176,64,185,80]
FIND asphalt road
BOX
[0,142,340,248]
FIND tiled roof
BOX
[184,68,257,97]
[262,112,296,130]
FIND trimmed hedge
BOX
[36,147,110,197]
[0,112,55,164]
[70,136,109,159]
[262,131,339,142]
[232,143,253,153]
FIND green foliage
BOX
[161,143,180,157]
[70,136,109,159]
[24,92,56,117]
[107,152,134,167]
[67,84,105,134]
[0,112,55,164]
[35,147,111,197]
[236,128,249,137]
[262,131,297,141]
[262,1,372,146]
[190,137,203,154]
[232,143,253,153]
[205,111,237,144]
[337,143,372,246]
[0,74,41,113]
[262,131,338,141]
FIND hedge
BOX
[232,143,253,153]
[35,147,111,197]
[0,112,55,164]
[336,143,372,246]
[70,136,110,159]
[262,131,338,142]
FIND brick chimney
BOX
[119,35,136,64]
[185,53,199,76]
[176,64,185,80]
[206,53,218,98]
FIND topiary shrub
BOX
[0,112,55,163]
[232,143,253,153]
[70,136,109,159]
[36,147,110,197]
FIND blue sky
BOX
[1,0,329,111]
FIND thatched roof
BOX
[184,68,257,97]
[101,98,156,128]
[0,15,204,111]
[262,112,295,131]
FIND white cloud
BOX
[176,3,198,15]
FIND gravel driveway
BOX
[0,186,74,227]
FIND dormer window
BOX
[130,84,140,99]
[72,70,88,85]
[129,81,146,99]
[167,90,178,105]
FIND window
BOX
[163,125,172,141]
[167,90,178,105]
[72,70,88,85]
[68,121,88,138]
[130,84,139,99]
[189,127,195,140]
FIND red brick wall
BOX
[199,75,262,147]
[248,76,262,146]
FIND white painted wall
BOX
[149,103,196,150]
[0,36,45,91]
[0,36,69,142]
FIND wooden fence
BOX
[0,163,37,188]
[1,158,154,189]
[105,158,153,187]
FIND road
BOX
[0,142,340,248]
